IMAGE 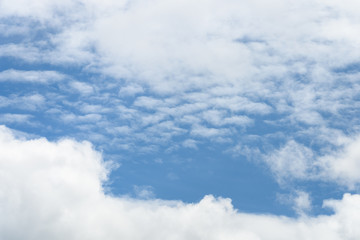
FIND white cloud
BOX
[133,96,165,110]
[133,185,155,199]
[60,113,102,123]
[319,136,360,189]
[119,84,144,96]
[265,140,315,183]
[69,81,94,95]
[0,94,46,111]
[1,125,360,239]
[278,191,312,216]
[0,113,32,123]
[202,109,253,127]
[293,191,312,216]
[183,139,198,149]
[0,69,67,83]
[79,104,112,114]
[222,116,253,126]
[111,126,132,135]
[191,124,230,138]
[0,44,42,62]
[265,135,360,189]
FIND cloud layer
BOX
[1,0,360,219]
[1,0,359,143]
[1,125,360,239]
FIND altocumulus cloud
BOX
[2,125,360,240]
[1,0,360,161]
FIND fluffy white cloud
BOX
[319,136,360,189]
[265,140,315,182]
[265,135,360,189]
[2,125,360,239]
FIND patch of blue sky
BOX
[0,33,26,46]
[233,36,266,44]
[333,62,360,74]
[108,142,289,214]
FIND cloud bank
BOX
[1,125,360,239]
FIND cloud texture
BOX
[2,0,360,228]
[1,0,360,170]
[1,125,360,239]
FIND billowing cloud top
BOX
[1,125,360,239]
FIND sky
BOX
[1,0,360,239]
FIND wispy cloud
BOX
[0,113,32,123]
[0,69,67,83]
[0,94,45,111]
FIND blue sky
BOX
[1,0,360,238]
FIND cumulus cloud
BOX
[1,125,360,239]
[319,136,360,189]
[265,136,360,189]
[265,140,315,183]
